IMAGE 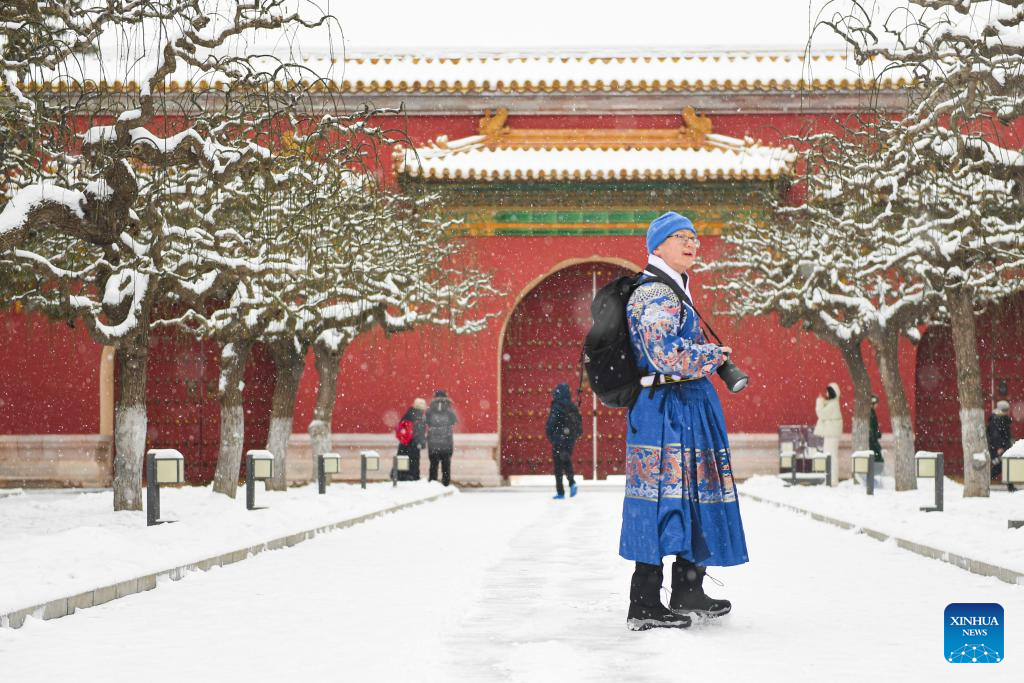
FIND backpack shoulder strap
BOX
[643,263,724,346]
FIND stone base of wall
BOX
[285,433,503,487]
[0,435,113,488]
[0,432,896,488]
[729,433,897,481]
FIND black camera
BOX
[717,359,749,393]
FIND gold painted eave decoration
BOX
[396,107,796,182]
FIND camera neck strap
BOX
[643,263,725,347]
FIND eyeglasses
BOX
[668,234,700,248]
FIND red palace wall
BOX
[13,108,1024,481]
[289,232,917,438]
[916,293,1024,475]
[0,311,102,434]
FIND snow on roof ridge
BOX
[17,45,900,95]
[337,44,847,59]
[338,46,842,60]
[397,131,796,182]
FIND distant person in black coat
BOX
[396,398,427,481]
[426,390,458,486]
[988,400,1014,491]
[869,395,883,463]
[545,383,583,499]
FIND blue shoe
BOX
[570,484,578,497]
[552,493,566,500]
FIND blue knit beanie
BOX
[646,212,696,253]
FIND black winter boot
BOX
[670,558,732,619]
[627,562,691,631]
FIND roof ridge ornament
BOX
[479,107,510,138]
[681,106,712,141]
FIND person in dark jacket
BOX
[869,395,883,463]
[426,389,458,486]
[545,383,582,500]
[396,398,427,481]
[988,400,1014,490]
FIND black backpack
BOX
[581,272,646,409]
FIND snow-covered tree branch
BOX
[821,0,1024,496]
[0,1,403,510]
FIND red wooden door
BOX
[145,329,218,483]
[915,293,1024,477]
[500,262,632,478]
[145,330,273,485]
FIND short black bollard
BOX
[318,453,340,494]
[146,452,161,527]
[916,451,943,512]
[779,449,794,482]
[360,451,380,490]
[810,451,830,487]
[391,454,410,488]
[246,450,274,510]
[146,449,184,526]
[1005,452,1023,528]
[932,452,944,512]
[246,454,257,510]
[318,454,327,495]
[852,451,870,495]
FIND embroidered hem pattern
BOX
[625,443,738,504]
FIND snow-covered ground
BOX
[742,474,1024,575]
[1,487,1021,681]
[0,481,449,614]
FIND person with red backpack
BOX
[395,398,427,480]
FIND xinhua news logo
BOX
[945,603,1004,663]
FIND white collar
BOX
[646,254,692,301]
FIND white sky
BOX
[323,0,904,54]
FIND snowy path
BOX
[1,489,1021,682]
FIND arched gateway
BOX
[499,261,635,479]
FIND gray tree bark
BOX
[871,331,917,491]
[308,343,344,468]
[264,340,306,491]
[212,342,253,497]
[113,339,149,511]
[946,285,991,497]
[840,342,873,454]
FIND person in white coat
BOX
[814,382,843,486]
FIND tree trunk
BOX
[840,340,873,454]
[265,339,306,491]
[308,343,343,468]
[946,286,990,498]
[212,341,253,497]
[872,331,917,491]
[113,339,149,511]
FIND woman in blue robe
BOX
[621,211,748,631]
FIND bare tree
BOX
[295,181,502,472]
[705,194,876,455]
[0,2,390,509]
[708,121,941,490]
[822,0,1024,495]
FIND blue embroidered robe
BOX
[619,278,749,567]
